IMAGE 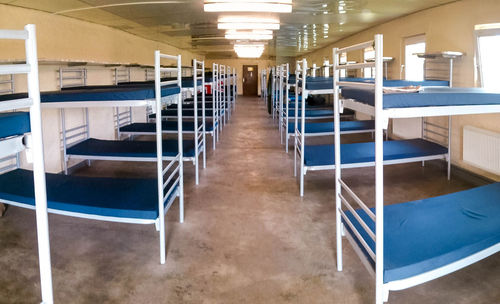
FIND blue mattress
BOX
[67,138,196,158]
[343,182,500,283]
[341,87,500,109]
[120,121,215,133]
[287,109,334,118]
[0,112,30,139]
[304,77,449,91]
[0,169,178,220]
[304,139,447,167]
[339,78,449,87]
[41,86,180,103]
[288,120,374,134]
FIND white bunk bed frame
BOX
[333,35,500,303]
[0,24,54,304]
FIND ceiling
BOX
[0,0,458,58]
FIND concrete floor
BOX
[1,96,500,303]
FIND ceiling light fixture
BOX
[234,44,265,58]
[218,16,280,30]
[225,30,273,40]
[204,0,292,13]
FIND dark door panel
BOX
[243,65,258,96]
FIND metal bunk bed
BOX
[333,34,500,304]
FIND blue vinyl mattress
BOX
[297,77,449,91]
[304,139,447,167]
[339,77,449,87]
[341,87,500,109]
[67,138,196,158]
[287,109,334,118]
[0,112,30,139]
[41,85,180,103]
[343,182,500,283]
[288,120,374,134]
[0,169,178,220]
[120,121,216,133]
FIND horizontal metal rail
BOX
[0,97,32,111]
[0,64,30,75]
[339,193,376,241]
[0,29,28,40]
[337,81,375,88]
[340,179,376,221]
[340,209,376,261]
[159,54,177,60]
[338,40,374,53]
[335,62,375,70]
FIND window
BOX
[363,47,375,78]
[404,35,426,81]
[475,24,500,90]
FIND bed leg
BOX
[179,190,184,224]
[383,289,389,303]
[300,165,304,197]
[286,134,289,153]
[421,161,425,167]
[155,219,160,231]
[212,132,216,150]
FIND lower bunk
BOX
[341,182,500,299]
[0,168,182,263]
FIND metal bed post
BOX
[85,108,91,166]
[213,63,219,144]
[177,54,185,224]
[284,63,290,152]
[202,61,207,168]
[271,66,276,120]
[61,108,68,174]
[299,59,307,197]
[294,62,300,176]
[333,46,343,272]
[25,24,54,304]
[279,65,284,143]
[373,34,386,304]
[154,50,166,264]
[233,67,237,110]
[193,59,199,185]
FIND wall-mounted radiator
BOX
[463,125,500,175]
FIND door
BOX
[243,65,258,96]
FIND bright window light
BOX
[477,34,500,90]
[205,0,292,13]
[405,37,426,81]
[234,44,265,58]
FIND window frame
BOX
[474,26,500,88]
[403,34,426,81]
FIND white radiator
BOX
[463,126,500,175]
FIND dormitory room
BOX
[0,0,500,303]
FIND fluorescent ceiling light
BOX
[205,0,292,13]
[225,29,273,40]
[234,44,265,58]
[226,33,273,40]
[218,17,280,30]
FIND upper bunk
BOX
[0,85,181,109]
[341,86,500,120]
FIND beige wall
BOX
[0,4,202,173]
[205,58,275,95]
[295,0,500,181]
